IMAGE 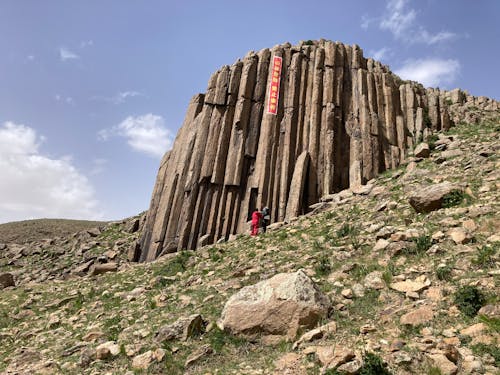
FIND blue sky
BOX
[0,0,498,223]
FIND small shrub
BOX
[453,285,486,317]
[412,235,432,253]
[426,134,439,151]
[436,265,453,281]
[337,223,357,238]
[442,190,465,208]
[472,244,497,268]
[359,352,392,375]
[208,247,222,262]
[303,39,315,45]
[103,315,122,341]
[315,253,331,276]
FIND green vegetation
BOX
[436,264,453,281]
[426,134,439,150]
[453,285,486,317]
[315,253,332,276]
[412,234,433,253]
[207,327,247,353]
[155,251,192,277]
[359,352,392,375]
[442,190,466,208]
[471,343,500,367]
[478,315,500,333]
[472,244,497,268]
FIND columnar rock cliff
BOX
[137,39,498,261]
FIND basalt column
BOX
[138,39,457,261]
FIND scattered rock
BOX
[390,277,430,293]
[400,306,434,326]
[156,314,204,342]
[447,228,472,244]
[408,183,462,213]
[364,271,385,290]
[315,346,355,370]
[95,341,120,360]
[0,272,15,288]
[90,262,118,275]
[414,143,430,158]
[185,345,213,367]
[426,353,458,375]
[292,321,336,349]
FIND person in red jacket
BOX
[251,208,262,236]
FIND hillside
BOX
[0,219,108,245]
[1,114,498,374]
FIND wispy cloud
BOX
[363,0,457,46]
[98,114,172,158]
[369,47,391,62]
[55,95,75,105]
[80,40,94,48]
[59,47,79,61]
[0,122,101,223]
[395,58,460,88]
[91,91,144,105]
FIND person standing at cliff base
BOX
[251,208,262,236]
[261,206,270,233]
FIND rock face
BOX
[218,270,330,340]
[138,39,498,260]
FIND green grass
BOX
[436,265,453,281]
[359,352,392,375]
[472,244,497,268]
[471,343,500,367]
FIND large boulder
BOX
[219,270,330,340]
[408,182,463,213]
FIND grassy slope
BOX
[0,219,107,244]
[0,117,499,374]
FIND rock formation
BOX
[138,39,499,261]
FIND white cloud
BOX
[59,47,79,61]
[0,122,102,223]
[98,114,172,158]
[91,91,144,104]
[395,58,460,88]
[369,47,391,62]
[380,0,416,38]
[371,0,457,45]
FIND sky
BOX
[0,0,499,224]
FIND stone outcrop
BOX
[138,39,499,260]
[218,270,330,340]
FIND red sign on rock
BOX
[267,56,282,115]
